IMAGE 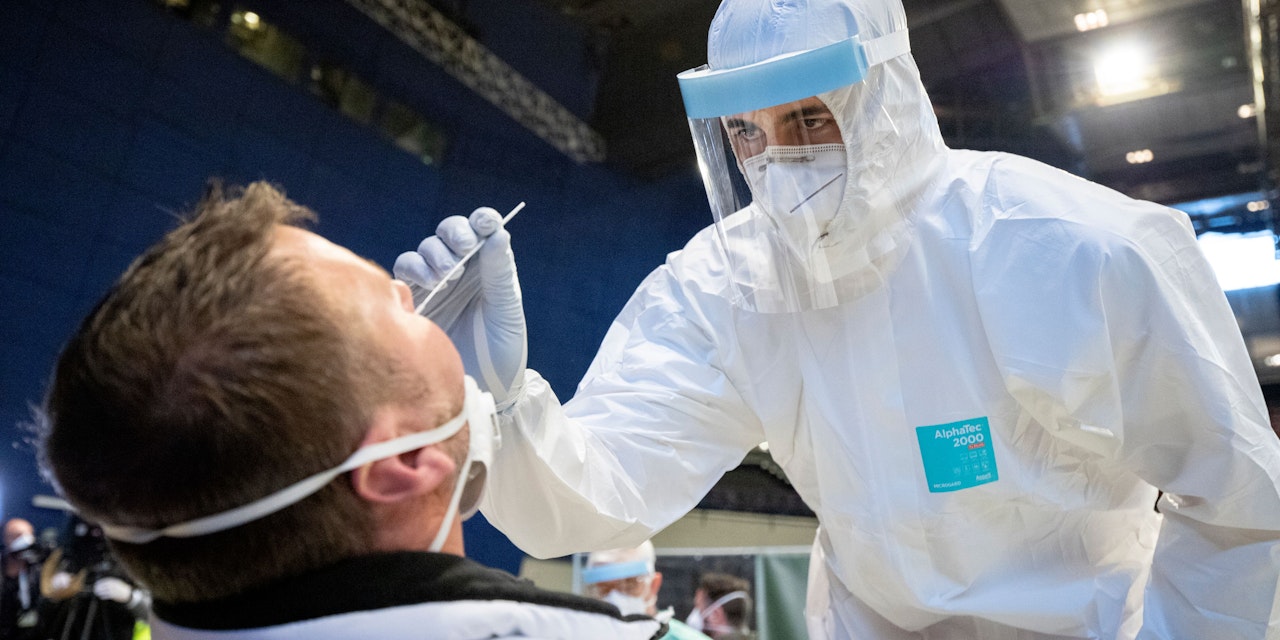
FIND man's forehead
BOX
[273,224,339,257]
[272,225,388,275]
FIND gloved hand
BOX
[92,577,133,603]
[394,207,527,409]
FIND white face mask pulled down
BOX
[97,376,499,553]
[686,590,749,635]
[743,144,847,255]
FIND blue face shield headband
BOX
[582,560,655,586]
[676,31,910,119]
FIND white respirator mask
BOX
[743,144,847,251]
[603,590,654,617]
[98,376,499,553]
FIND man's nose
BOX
[770,126,805,147]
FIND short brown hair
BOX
[41,182,388,602]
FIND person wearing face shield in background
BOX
[395,0,1280,637]
[687,573,753,640]
[583,542,711,640]
[37,182,666,640]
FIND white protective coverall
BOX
[431,0,1280,637]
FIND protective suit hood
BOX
[686,0,947,311]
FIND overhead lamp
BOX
[1095,45,1154,97]
[1248,200,1271,212]
[1125,149,1154,164]
[1074,10,1109,32]
[1240,103,1258,119]
[1266,354,1280,368]
[243,11,261,29]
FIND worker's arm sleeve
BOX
[477,266,766,558]
[974,202,1280,639]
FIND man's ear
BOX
[351,406,456,504]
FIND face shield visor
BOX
[678,31,911,313]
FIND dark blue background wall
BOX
[0,0,709,573]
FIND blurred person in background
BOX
[38,515,149,640]
[1,518,46,639]
[687,573,753,640]
[584,541,710,640]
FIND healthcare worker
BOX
[394,0,1280,637]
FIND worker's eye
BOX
[802,116,832,130]
[730,123,763,142]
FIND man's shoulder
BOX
[952,150,1192,252]
[153,552,666,639]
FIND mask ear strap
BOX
[428,456,471,552]
[429,376,494,552]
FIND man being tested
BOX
[39,182,665,640]
[397,0,1280,637]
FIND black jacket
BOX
[152,551,666,639]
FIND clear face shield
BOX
[678,32,911,313]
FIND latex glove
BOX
[92,577,133,603]
[394,207,527,408]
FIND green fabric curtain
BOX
[754,552,810,640]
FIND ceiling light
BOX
[1240,103,1258,119]
[1095,45,1154,97]
[243,11,261,28]
[1074,10,1109,32]
[1266,354,1280,368]
[1126,149,1154,164]
[1248,200,1271,212]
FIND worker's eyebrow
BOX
[778,105,833,125]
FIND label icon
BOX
[915,417,999,493]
